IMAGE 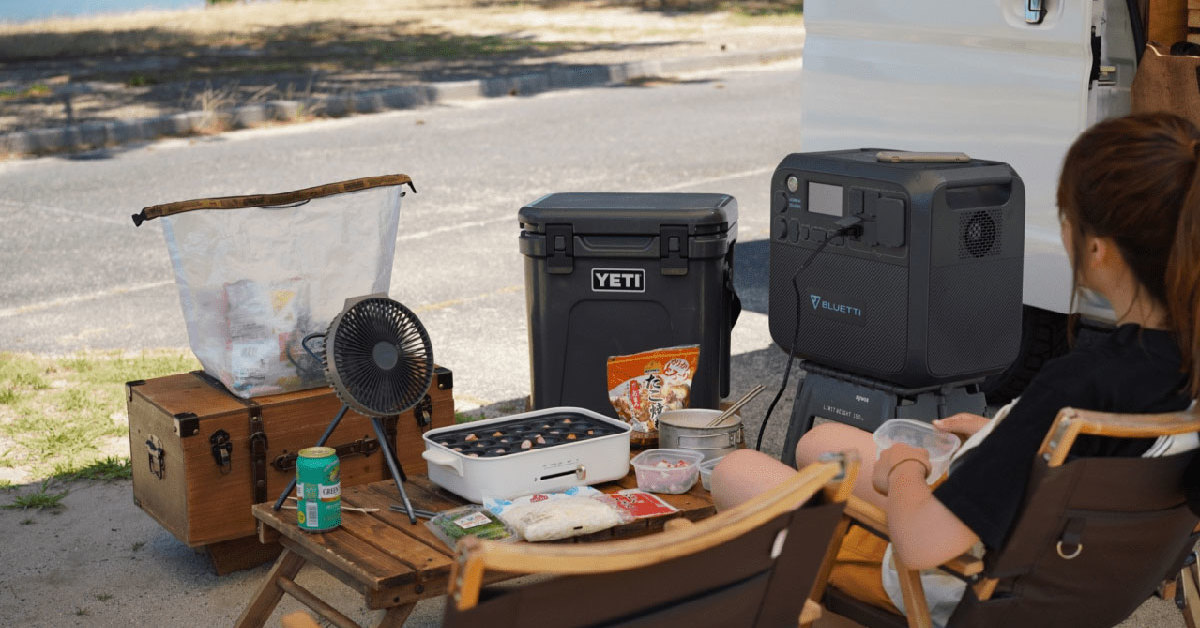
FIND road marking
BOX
[412,284,522,315]
[398,166,773,241]
[0,198,131,226]
[654,166,775,192]
[0,280,174,319]
[397,216,512,241]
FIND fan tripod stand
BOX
[271,404,424,524]
[271,295,437,525]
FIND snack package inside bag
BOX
[607,345,700,442]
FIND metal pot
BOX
[657,409,743,462]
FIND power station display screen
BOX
[808,182,843,217]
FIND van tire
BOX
[982,305,1070,405]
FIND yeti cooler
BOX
[520,192,739,418]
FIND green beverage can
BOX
[296,446,340,532]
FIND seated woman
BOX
[711,113,1200,626]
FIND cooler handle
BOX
[131,174,416,226]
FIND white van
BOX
[798,0,1143,400]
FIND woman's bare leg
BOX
[794,421,886,509]
[710,421,884,511]
[709,448,797,511]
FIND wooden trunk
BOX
[127,368,454,573]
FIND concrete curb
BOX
[0,47,801,159]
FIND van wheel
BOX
[982,306,1070,405]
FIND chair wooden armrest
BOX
[840,496,992,628]
[1040,407,1200,467]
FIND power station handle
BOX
[131,174,416,226]
[944,175,1013,188]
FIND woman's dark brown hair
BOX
[1057,113,1200,396]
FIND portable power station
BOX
[768,149,1025,388]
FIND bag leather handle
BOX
[131,174,415,226]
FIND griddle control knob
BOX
[575,465,587,481]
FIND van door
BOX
[798,0,1137,315]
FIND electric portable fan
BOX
[272,295,434,524]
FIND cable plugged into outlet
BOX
[834,215,865,239]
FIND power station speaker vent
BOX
[958,210,1002,259]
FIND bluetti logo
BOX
[809,293,863,318]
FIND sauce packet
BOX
[607,489,678,519]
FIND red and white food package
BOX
[608,489,678,519]
[607,345,700,444]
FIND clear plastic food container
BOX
[872,419,961,483]
[630,448,705,494]
[698,455,725,492]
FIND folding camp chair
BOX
[442,452,861,628]
[820,406,1200,628]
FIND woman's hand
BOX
[932,412,990,437]
[871,443,931,495]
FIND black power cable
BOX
[755,216,864,452]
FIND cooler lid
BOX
[519,192,737,236]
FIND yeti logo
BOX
[592,268,646,293]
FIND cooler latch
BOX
[546,224,574,274]
[660,225,689,275]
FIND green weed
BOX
[131,540,145,552]
[4,480,68,510]
[0,83,52,100]
[54,456,132,481]
[95,593,113,602]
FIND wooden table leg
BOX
[236,548,308,628]
[375,602,416,628]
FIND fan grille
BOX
[327,298,433,416]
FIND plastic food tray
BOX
[630,448,705,494]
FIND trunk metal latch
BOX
[146,434,165,480]
[209,429,233,475]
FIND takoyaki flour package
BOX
[607,345,700,443]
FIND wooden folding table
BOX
[236,472,716,628]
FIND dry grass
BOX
[0,0,803,60]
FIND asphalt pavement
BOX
[0,61,1182,627]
